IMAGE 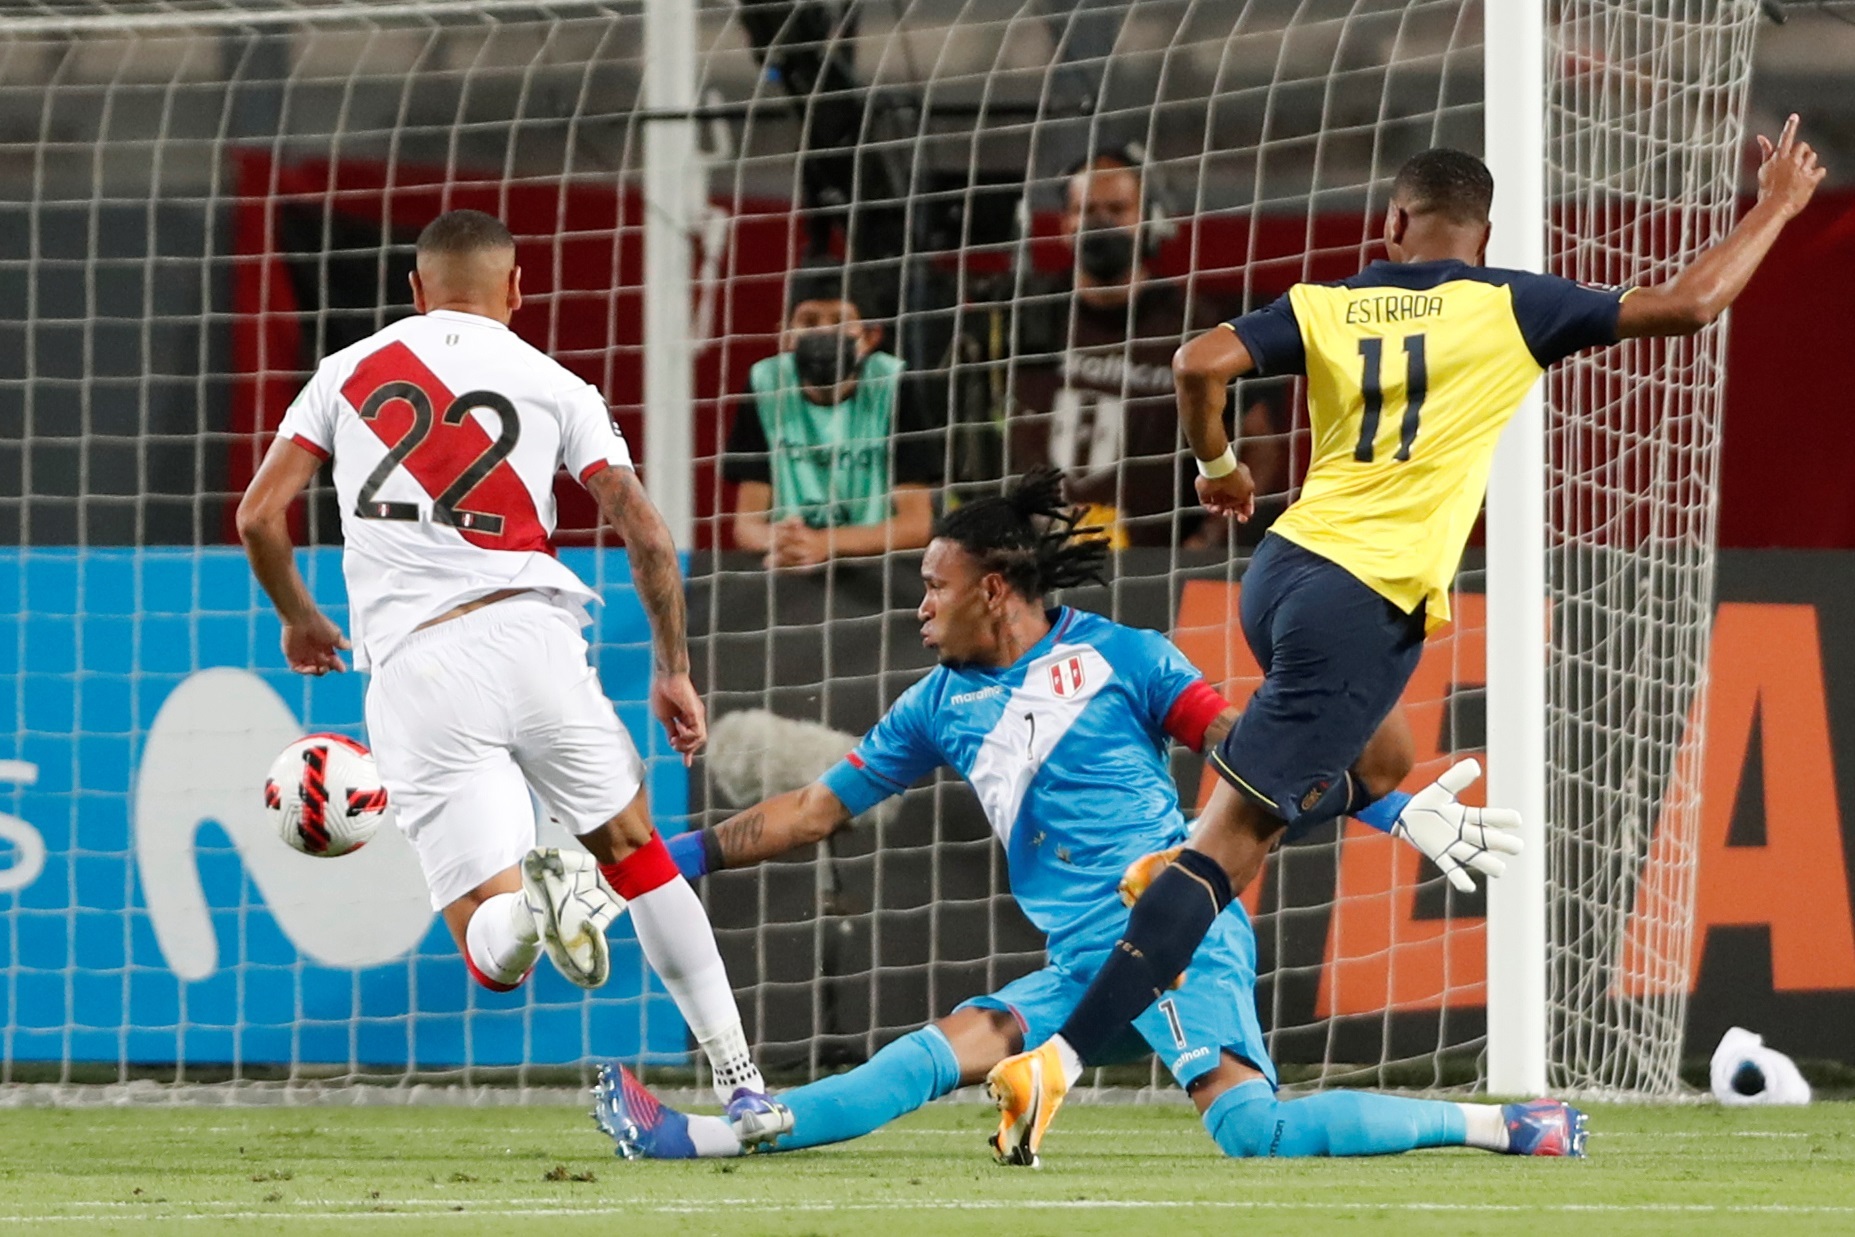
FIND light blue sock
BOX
[1204,1078,1468,1158]
[774,1025,963,1152]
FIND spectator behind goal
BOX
[948,147,1287,547]
[725,265,941,568]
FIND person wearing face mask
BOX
[724,266,941,569]
[981,149,1287,548]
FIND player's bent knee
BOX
[1186,1052,1269,1116]
[1193,786,1283,893]
[936,1007,1025,1084]
[1356,717,1417,799]
[461,948,526,993]
[1201,1079,1286,1159]
[1356,749,1415,801]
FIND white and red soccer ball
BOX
[263,734,389,857]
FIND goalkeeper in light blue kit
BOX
[592,469,1559,1162]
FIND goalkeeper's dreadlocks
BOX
[918,468,1108,667]
[931,468,1109,599]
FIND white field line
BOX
[162,1124,1814,1140]
[8,1198,1855,1223]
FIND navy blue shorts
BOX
[1209,534,1426,835]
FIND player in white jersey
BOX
[236,210,787,1120]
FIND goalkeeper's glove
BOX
[1115,846,1188,989]
[1118,846,1182,907]
[1118,756,1522,904]
[1389,757,1525,894]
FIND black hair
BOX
[416,209,516,257]
[1391,148,1494,226]
[932,468,1109,600]
[785,261,888,323]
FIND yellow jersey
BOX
[1228,259,1627,630]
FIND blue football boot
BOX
[1501,1098,1589,1157]
[725,1086,794,1151]
[590,1063,699,1161]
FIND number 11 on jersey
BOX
[1354,333,1428,464]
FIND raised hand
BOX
[1756,113,1826,219]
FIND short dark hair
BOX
[1391,149,1494,226]
[417,209,515,257]
[785,261,891,323]
[932,468,1109,600]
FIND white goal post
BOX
[1483,0,1550,1100]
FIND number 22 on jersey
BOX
[339,341,547,551]
[1353,332,1428,464]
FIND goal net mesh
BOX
[0,0,1755,1101]
[1544,1,1758,1097]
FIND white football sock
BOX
[698,1022,765,1099]
[465,891,542,987]
[1455,1103,1511,1152]
[626,878,766,1102]
[685,1113,746,1159]
[1049,1035,1085,1088]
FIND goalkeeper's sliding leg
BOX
[591,928,1585,1161]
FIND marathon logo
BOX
[949,685,1003,706]
[1171,1045,1212,1072]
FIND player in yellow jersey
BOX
[986,118,1826,1166]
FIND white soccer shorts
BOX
[363,594,646,910]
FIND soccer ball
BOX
[263,734,389,857]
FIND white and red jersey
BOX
[276,308,632,670]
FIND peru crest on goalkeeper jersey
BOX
[819,607,1227,957]
[275,309,633,670]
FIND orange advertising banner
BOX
[1170,555,1855,1062]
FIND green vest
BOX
[747,350,906,529]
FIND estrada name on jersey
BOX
[1227,259,1627,630]
[818,607,1230,963]
[277,309,632,669]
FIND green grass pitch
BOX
[1,1100,1851,1234]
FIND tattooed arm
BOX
[585,465,705,759]
[704,783,854,871]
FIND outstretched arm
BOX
[713,782,854,870]
[236,437,349,675]
[1617,113,1825,338]
[585,464,705,760]
[668,781,855,879]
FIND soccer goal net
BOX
[0,0,1756,1102]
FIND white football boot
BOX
[520,848,626,989]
